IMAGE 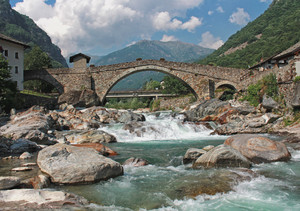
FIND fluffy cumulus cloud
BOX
[161,35,178,42]
[14,0,204,56]
[229,8,250,26]
[198,31,224,49]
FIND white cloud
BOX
[152,12,202,32]
[208,10,213,15]
[216,6,224,13]
[161,35,178,42]
[13,0,204,56]
[198,31,224,49]
[229,8,250,26]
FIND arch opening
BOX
[215,84,237,101]
[103,69,197,109]
[23,79,60,97]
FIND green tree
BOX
[162,75,190,95]
[142,79,161,91]
[24,46,56,93]
[0,55,18,112]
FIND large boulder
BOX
[0,189,88,209]
[193,145,251,169]
[58,130,117,144]
[57,89,100,108]
[37,144,123,184]
[224,134,291,163]
[0,106,56,145]
[118,111,146,123]
[184,99,231,122]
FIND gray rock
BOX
[19,152,33,159]
[11,167,32,172]
[58,89,100,108]
[37,144,123,184]
[0,189,88,209]
[61,130,117,144]
[123,157,149,167]
[224,134,291,163]
[193,144,251,169]
[262,94,279,111]
[10,139,41,154]
[0,177,20,190]
[118,111,146,123]
[184,99,230,122]
[183,148,206,164]
[0,107,56,145]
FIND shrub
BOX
[241,73,278,106]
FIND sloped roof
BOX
[250,41,300,69]
[273,41,300,60]
[69,53,91,63]
[0,33,30,48]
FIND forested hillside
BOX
[199,0,300,68]
[0,0,67,67]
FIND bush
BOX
[241,73,278,106]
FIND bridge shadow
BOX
[24,69,64,94]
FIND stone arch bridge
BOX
[24,59,251,104]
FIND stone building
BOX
[69,53,91,68]
[250,41,300,73]
[0,33,29,90]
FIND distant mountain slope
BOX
[95,40,214,65]
[199,0,300,69]
[0,0,67,67]
[95,40,214,91]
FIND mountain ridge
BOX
[0,0,67,67]
[95,40,214,65]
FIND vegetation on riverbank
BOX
[240,73,280,107]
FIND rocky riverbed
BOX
[0,99,299,210]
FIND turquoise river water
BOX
[59,112,300,211]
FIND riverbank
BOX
[0,100,299,210]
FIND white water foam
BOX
[100,112,223,142]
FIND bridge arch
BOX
[215,81,238,91]
[24,69,64,94]
[92,64,202,103]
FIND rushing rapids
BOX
[56,112,300,211]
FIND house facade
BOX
[0,33,29,90]
[250,41,300,75]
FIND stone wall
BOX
[159,96,195,110]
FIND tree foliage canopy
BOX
[0,55,17,112]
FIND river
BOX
[59,112,300,211]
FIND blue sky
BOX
[9,0,272,57]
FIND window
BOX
[4,50,8,57]
[15,66,18,74]
[15,52,19,59]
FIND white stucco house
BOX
[0,33,29,90]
